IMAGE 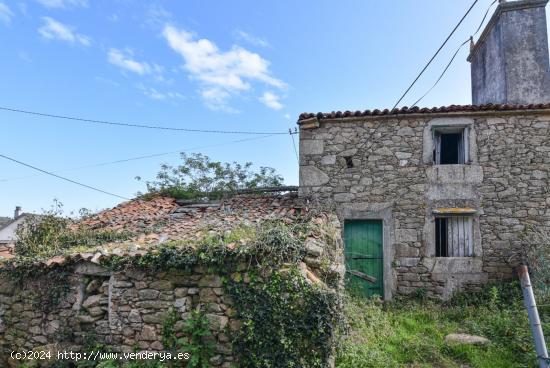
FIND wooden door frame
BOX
[339,202,395,300]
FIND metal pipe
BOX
[518,265,549,368]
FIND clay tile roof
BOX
[298,103,550,121]
[79,192,308,245]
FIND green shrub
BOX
[14,201,69,257]
[178,308,214,368]
[161,307,213,368]
[14,201,132,258]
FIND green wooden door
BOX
[344,220,384,298]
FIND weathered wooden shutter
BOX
[434,132,441,165]
[447,216,473,256]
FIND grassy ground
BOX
[336,282,550,368]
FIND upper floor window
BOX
[433,127,469,164]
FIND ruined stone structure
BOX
[0,194,344,367]
[298,106,550,299]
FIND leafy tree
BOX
[137,153,284,199]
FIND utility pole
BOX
[518,265,549,368]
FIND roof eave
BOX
[298,107,550,126]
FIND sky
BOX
[0,0,548,216]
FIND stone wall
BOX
[0,262,237,367]
[299,112,550,299]
[0,199,345,367]
[0,223,343,368]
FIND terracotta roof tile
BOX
[0,244,15,260]
[298,103,550,121]
[79,193,308,245]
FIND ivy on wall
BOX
[226,268,341,368]
[1,218,343,368]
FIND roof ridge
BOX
[298,103,550,121]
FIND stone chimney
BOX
[468,0,550,104]
[14,206,21,219]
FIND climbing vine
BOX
[0,261,74,313]
[226,268,342,368]
[2,218,343,368]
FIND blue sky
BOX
[0,0,546,216]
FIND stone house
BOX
[297,0,550,299]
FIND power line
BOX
[410,39,470,107]
[392,0,480,110]
[410,0,497,107]
[0,106,294,135]
[0,154,130,200]
[0,134,278,182]
[472,0,497,36]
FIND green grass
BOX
[336,282,550,368]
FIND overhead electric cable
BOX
[472,0,497,36]
[410,0,498,107]
[392,0,480,110]
[0,154,130,200]
[410,39,470,107]
[0,134,278,182]
[0,106,294,135]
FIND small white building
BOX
[0,207,29,258]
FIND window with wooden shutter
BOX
[435,216,474,257]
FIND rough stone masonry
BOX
[0,245,340,367]
[0,263,237,367]
[298,107,550,299]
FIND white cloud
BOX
[259,91,283,110]
[162,24,286,110]
[108,48,151,75]
[0,3,14,26]
[234,30,270,48]
[35,0,87,9]
[145,3,171,28]
[38,17,91,46]
[201,87,235,112]
[138,84,184,101]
